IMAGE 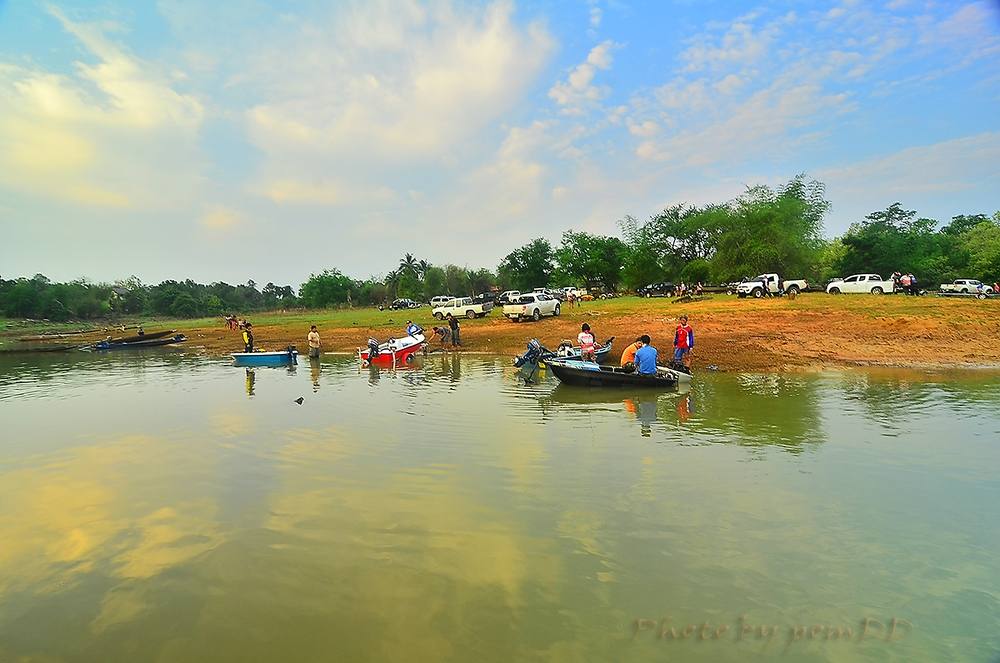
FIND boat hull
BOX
[232,350,298,367]
[547,360,678,388]
[94,334,187,350]
[360,334,426,365]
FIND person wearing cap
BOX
[242,322,254,353]
[405,320,422,337]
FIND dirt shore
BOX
[161,296,1000,371]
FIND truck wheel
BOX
[829,287,841,294]
[466,310,476,319]
[646,293,651,298]
[787,285,799,295]
[554,304,561,316]
[961,288,969,294]
[532,309,541,321]
[752,288,763,299]
[871,286,883,295]
[434,312,444,320]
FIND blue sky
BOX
[1,0,998,286]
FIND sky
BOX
[1,0,998,288]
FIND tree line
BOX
[3,174,998,320]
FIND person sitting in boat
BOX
[405,320,423,337]
[634,335,658,376]
[242,323,254,353]
[620,336,643,372]
[578,323,596,361]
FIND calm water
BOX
[0,351,998,662]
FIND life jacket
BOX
[242,330,251,345]
[578,332,595,351]
[675,324,691,349]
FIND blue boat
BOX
[540,337,615,364]
[231,348,298,367]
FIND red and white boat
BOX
[360,333,426,365]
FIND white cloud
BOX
[548,40,618,113]
[0,8,204,208]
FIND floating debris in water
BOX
[294,397,304,405]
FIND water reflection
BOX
[2,354,1000,662]
[245,368,255,397]
[309,356,321,392]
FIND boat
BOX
[232,348,298,367]
[546,359,690,388]
[93,334,187,350]
[359,333,426,365]
[541,337,615,364]
[100,330,176,344]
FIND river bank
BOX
[4,295,997,371]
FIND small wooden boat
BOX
[541,337,615,364]
[360,333,426,365]
[547,360,688,388]
[232,348,298,367]
[93,334,187,350]
[103,329,176,344]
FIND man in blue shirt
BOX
[634,335,658,375]
[405,320,422,337]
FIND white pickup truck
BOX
[432,297,493,320]
[940,279,990,294]
[826,274,895,295]
[503,293,561,322]
[735,273,808,298]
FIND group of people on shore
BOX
[890,272,921,295]
[617,315,694,375]
[430,313,462,347]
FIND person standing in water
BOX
[242,322,254,353]
[673,315,694,370]
[307,325,321,358]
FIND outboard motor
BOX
[367,338,380,359]
[514,339,544,367]
[557,340,574,357]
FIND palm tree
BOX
[384,270,401,300]
[399,253,418,277]
[417,259,431,280]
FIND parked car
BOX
[503,293,561,322]
[389,298,421,310]
[825,274,895,295]
[637,282,675,297]
[432,297,493,320]
[472,291,497,306]
[533,287,565,301]
[735,274,808,298]
[429,295,455,307]
[497,290,522,306]
[940,279,990,294]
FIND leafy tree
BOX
[498,238,554,291]
[554,231,627,290]
[298,269,355,308]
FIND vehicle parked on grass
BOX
[940,279,990,294]
[497,290,521,306]
[825,274,895,295]
[389,298,421,310]
[533,287,565,301]
[735,274,808,298]
[503,293,561,322]
[432,297,493,320]
[472,291,497,306]
[637,282,675,297]
[429,295,455,307]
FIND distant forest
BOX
[3,175,998,320]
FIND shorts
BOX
[581,349,596,361]
[308,346,320,358]
[673,347,690,362]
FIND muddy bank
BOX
[167,298,1000,372]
